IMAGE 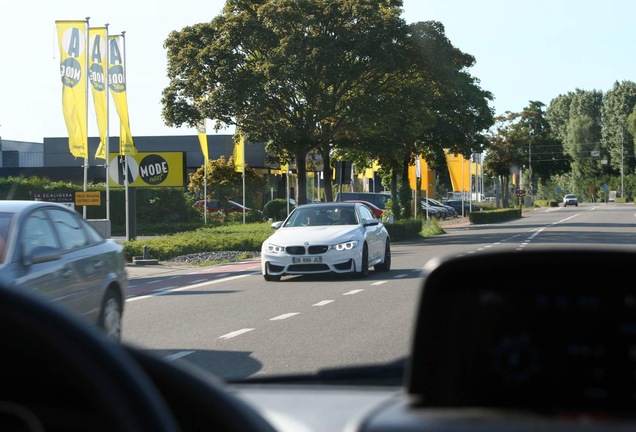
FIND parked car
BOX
[563,194,578,207]
[261,202,391,281]
[334,192,391,209]
[193,199,251,213]
[0,200,128,341]
[442,199,484,216]
[419,201,445,218]
[423,197,458,217]
[343,199,384,218]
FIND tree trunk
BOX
[295,151,308,205]
[322,149,334,202]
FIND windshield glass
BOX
[4,0,636,389]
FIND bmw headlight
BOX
[265,243,285,253]
[334,240,358,251]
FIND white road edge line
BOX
[127,273,257,302]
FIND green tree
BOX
[161,0,409,206]
[188,156,265,217]
[600,81,636,198]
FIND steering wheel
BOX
[0,284,181,431]
[0,283,278,432]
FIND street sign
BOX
[75,191,101,206]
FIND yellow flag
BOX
[56,20,88,159]
[197,121,209,162]
[445,150,471,192]
[89,27,109,159]
[108,34,136,156]
[233,134,244,172]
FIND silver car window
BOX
[21,210,59,256]
[48,208,89,251]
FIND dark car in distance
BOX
[194,199,251,213]
[442,199,484,216]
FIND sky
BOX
[1,0,635,143]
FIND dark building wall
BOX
[40,135,276,183]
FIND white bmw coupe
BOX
[261,202,391,281]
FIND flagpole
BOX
[204,158,207,224]
[105,23,111,222]
[83,17,89,219]
[242,163,246,224]
[121,31,131,241]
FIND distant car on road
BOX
[0,200,128,341]
[563,194,578,207]
[194,199,251,213]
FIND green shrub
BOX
[263,199,293,221]
[384,218,422,242]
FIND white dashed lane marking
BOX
[219,328,255,339]
[270,313,299,321]
[313,300,334,306]
[343,289,364,295]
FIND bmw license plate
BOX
[292,256,322,264]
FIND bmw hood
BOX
[265,226,360,246]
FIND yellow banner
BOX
[445,151,471,192]
[89,27,108,159]
[56,20,88,159]
[408,155,433,193]
[197,121,209,162]
[108,35,136,156]
[233,134,244,172]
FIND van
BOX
[334,192,391,209]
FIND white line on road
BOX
[371,281,388,286]
[393,274,407,279]
[270,313,299,320]
[189,279,208,284]
[313,300,334,306]
[219,328,255,339]
[164,351,195,361]
[127,273,254,302]
[343,289,364,295]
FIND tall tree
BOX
[161,0,409,205]
[600,81,636,181]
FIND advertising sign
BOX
[108,152,185,187]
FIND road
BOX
[121,203,636,380]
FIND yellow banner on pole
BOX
[89,26,109,159]
[108,34,136,156]
[56,20,88,159]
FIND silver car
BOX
[0,200,128,340]
[563,194,578,207]
[261,202,391,281]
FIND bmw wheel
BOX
[375,240,391,272]
[354,244,369,279]
[263,263,282,282]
